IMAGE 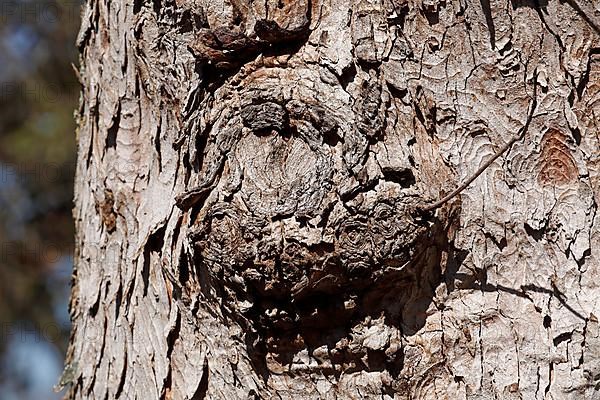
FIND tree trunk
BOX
[64,0,600,398]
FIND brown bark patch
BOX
[96,189,117,233]
[537,128,578,186]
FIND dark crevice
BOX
[511,0,548,8]
[485,232,507,251]
[338,63,358,90]
[545,362,553,395]
[422,6,440,25]
[569,125,582,146]
[166,311,181,359]
[124,275,137,317]
[382,168,416,188]
[323,127,343,147]
[577,248,592,268]
[388,2,409,30]
[115,281,123,320]
[480,0,496,49]
[178,248,189,287]
[88,288,101,317]
[155,122,162,172]
[182,152,192,186]
[190,357,209,400]
[580,319,588,366]
[553,331,572,347]
[178,10,197,34]
[87,122,96,168]
[171,216,182,253]
[498,41,512,56]
[105,101,121,150]
[193,121,212,172]
[543,315,551,328]
[141,256,150,298]
[115,349,127,398]
[152,0,162,15]
[142,226,167,297]
[387,83,409,105]
[524,223,544,241]
[160,368,172,400]
[133,0,142,14]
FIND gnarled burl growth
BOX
[180,59,450,376]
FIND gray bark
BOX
[65,0,600,398]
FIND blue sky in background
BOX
[2,329,65,400]
[0,163,71,396]
[0,173,71,396]
[0,0,81,398]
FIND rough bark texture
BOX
[66,0,600,398]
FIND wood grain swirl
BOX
[537,128,578,186]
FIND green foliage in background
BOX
[0,0,80,356]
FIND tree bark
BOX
[65,0,600,398]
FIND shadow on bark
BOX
[444,249,587,322]
[510,0,548,8]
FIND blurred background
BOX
[0,0,81,398]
